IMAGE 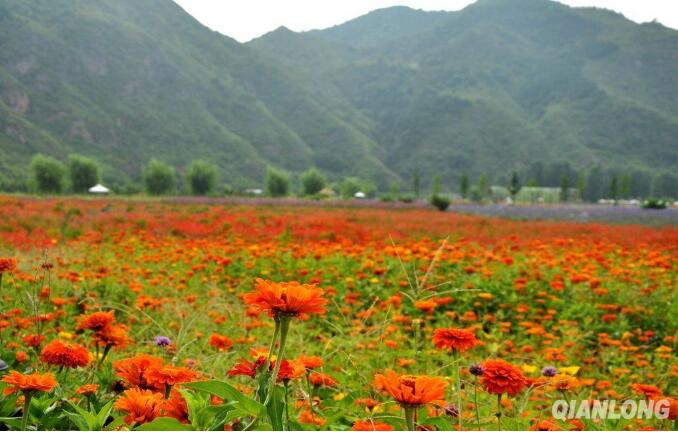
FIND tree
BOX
[460,175,469,199]
[265,167,290,197]
[68,154,99,193]
[143,159,175,196]
[412,171,421,198]
[619,175,631,200]
[508,171,521,200]
[478,175,488,201]
[31,154,65,194]
[559,175,570,202]
[432,175,442,195]
[610,175,619,202]
[186,160,217,195]
[300,168,326,196]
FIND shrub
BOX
[31,154,65,194]
[300,168,326,196]
[641,198,668,210]
[186,160,217,196]
[143,159,176,196]
[68,154,99,193]
[430,194,450,211]
[265,167,289,197]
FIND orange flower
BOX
[76,384,99,396]
[40,340,90,368]
[164,389,189,423]
[0,258,17,273]
[76,311,116,331]
[209,333,233,351]
[94,324,130,348]
[2,370,58,395]
[276,359,306,382]
[309,371,338,387]
[530,419,562,431]
[113,354,164,390]
[299,409,325,426]
[242,278,327,317]
[298,355,324,370]
[631,383,663,399]
[114,388,164,425]
[432,328,478,352]
[352,420,394,431]
[145,365,199,388]
[373,370,447,407]
[481,360,527,396]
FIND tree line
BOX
[17,154,678,202]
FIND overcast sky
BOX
[173,0,678,42]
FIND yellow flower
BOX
[559,366,580,376]
[58,331,74,340]
[333,392,346,401]
[478,293,494,300]
[521,365,537,374]
[655,345,672,353]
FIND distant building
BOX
[88,184,110,194]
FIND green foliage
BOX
[560,175,570,202]
[265,167,290,197]
[31,154,65,194]
[641,198,668,210]
[340,177,373,199]
[509,171,521,198]
[430,194,450,211]
[460,175,469,199]
[186,160,218,196]
[299,168,326,196]
[143,159,176,196]
[68,154,99,193]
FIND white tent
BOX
[354,191,366,199]
[88,184,110,194]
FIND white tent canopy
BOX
[88,184,110,194]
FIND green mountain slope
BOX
[253,0,678,186]
[0,0,396,188]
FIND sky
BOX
[173,0,678,42]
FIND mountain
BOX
[1,0,677,192]
[0,0,396,189]
[253,0,678,187]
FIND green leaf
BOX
[135,417,194,431]
[184,380,264,417]
[265,386,285,431]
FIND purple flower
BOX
[469,364,484,376]
[154,336,171,347]
[542,366,558,377]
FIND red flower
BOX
[432,328,478,352]
[209,333,233,351]
[114,388,164,425]
[242,278,327,318]
[352,420,394,431]
[40,340,90,368]
[481,360,527,396]
[228,357,266,379]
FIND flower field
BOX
[0,196,676,431]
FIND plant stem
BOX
[497,394,502,431]
[474,378,481,429]
[404,407,416,431]
[453,350,462,430]
[266,317,290,406]
[21,393,33,431]
[266,317,281,370]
